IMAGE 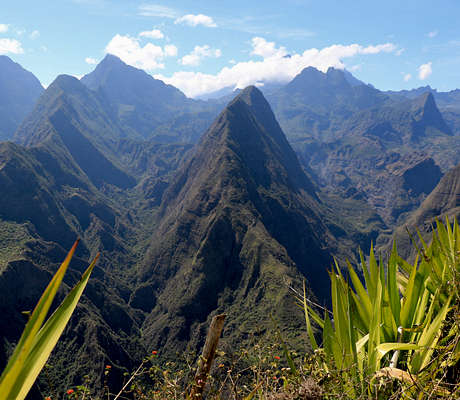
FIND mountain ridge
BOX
[0,55,44,141]
[136,86,335,354]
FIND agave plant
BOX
[0,239,98,400]
[300,218,460,398]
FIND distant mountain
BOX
[385,85,460,136]
[386,85,460,109]
[81,54,221,143]
[264,67,454,226]
[0,56,44,141]
[267,67,388,141]
[81,54,189,138]
[134,87,336,354]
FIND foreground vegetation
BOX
[1,220,459,399]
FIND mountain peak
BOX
[49,74,83,92]
[100,53,125,66]
[231,85,264,106]
[163,87,318,211]
[411,91,452,137]
[0,55,44,140]
[89,53,131,76]
[137,84,333,353]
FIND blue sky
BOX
[1,0,459,97]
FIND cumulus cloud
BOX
[427,30,438,38]
[156,38,397,97]
[29,30,40,39]
[0,24,8,33]
[164,44,178,57]
[418,62,432,80]
[175,14,217,28]
[85,57,98,64]
[0,38,24,55]
[180,45,221,66]
[403,73,412,82]
[105,34,177,70]
[139,29,164,39]
[251,37,287,58]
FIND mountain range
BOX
[1,54,459,398]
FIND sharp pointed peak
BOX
[413,91,437,110]
[230,85,267,107]
[99,53,127,67]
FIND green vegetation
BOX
[0,221,32,270]
[0,240,98,400]
[16,220,458,399]
[301,218,459,398]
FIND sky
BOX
[1,0,460,97]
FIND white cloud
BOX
[251,37,287,59]
[0,38,24,55]
[29,30,40,40]
[418,62,432,80]
[359,43,396,54]
[139,29,164,39]
[180,45,221,66]
[138,4,177,18]
[427,30,438,38]
[85,57,98,64]
[174,14,217,28]
[396,48,405,56]
[105,34,177,70]
[164,44,178,57]
[403,73,412,82]
[0,24,8,33]
[155,38,397,98]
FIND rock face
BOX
[0,56,44,141]
[136,86,335,354]
[388,162,460,258]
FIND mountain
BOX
[265,67,453,226]
[385,86,460,136]
[81,54,221,143]
[387,162,460,257]
[0,56,44,141]
[267,67,388,141]
[405,162,460,224]
[81,54,189,138]
[386,85,460,109]
[0,139,146,397]
[134,86,336,354]
[14,74,136,189]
